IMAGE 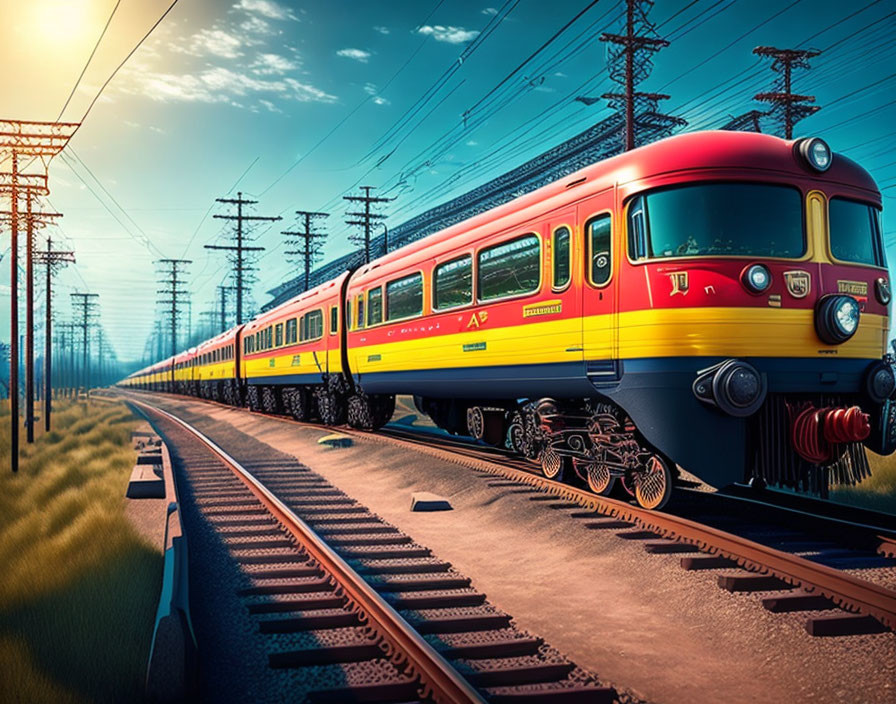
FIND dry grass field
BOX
[0,399,162,704]
[831,450,896,515]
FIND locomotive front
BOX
[606,133,894,497]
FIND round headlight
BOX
[876,278,891,305]
[815,294,860,344]
[796,137,832,172]
[742,263,772,294]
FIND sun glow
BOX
[29,0,92,44]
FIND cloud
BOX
[119,65,336,106]
[363,83,389,105]
[373,25,390,35]
[259,99,282,113]
[417,25,479,44]
[372,96,389,106]
[465,140,478,146]
[233,0,298,21]
[482,7,498,15]
[251,53,298,75]
[337,48,371,62]
[174,28,244,58]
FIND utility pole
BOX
[70,293,99,397]
[282,210,328,292]
[206,192,280,325]
[598,0,684,151]
[216,285,236,332]
[344,186,393,263]
[0,118,78,471]
[35,235,74,431]
[753,46,821,139]
[155,259,191,387]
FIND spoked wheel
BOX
[246,385,261,412]
[576,460,615,496]
[540,445,566,481]
[633,454,672,510]
[286,388,311,422]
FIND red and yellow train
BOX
[121,131,895,509]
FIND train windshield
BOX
[631,183,805,260]
[829,197,886,267]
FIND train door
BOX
[546,210,583,368]
[580,189,617,377]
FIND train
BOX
[121,130,896,510]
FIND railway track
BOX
[123,390,896,637]
[132,399,619,704]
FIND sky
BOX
[1,0,894,365]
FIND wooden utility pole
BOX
[206,192,280,325]
[1,119,78,470]
[70,293,99,397]
[344,186,393,263]
[155,259,191,387]
[599,0,673,151]
[282,210,328,292]
[35,235,74,431]
[753,47,821,139]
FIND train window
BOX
[275,323,284,347]
[368,287,383,325]
[255,331,261,351]
[829,198,885,267]
[628,197,647,261]
[308,310,324,339]
[552,226,571,290]
[330,306,338,335]
[478,234,541,301]
[634,183,804,260]
[588,215,612,286]
[357,296,365,329]
[264,327,271,350]
[345,299,353,332]
[286,318,297,344]
[387,273,424,320]
[434,255,472,310]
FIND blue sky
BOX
[1,0,895,363]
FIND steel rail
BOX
[122,391,896,631]
[129,398,486,704]
[359,427,896,632]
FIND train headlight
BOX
[815,294,860,344]
[741,264,771,294]
[796,137,832,173]
[865,361,896,403]
[693,359,767,417]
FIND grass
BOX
[0,399,163,704]
[830,450,896,515]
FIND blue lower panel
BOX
[247,373,322,386]
[356,361,593,399]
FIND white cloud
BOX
[372,96,390,106]
[240,15,273,36]
[482,7,498,15]
[233,0,298,21]
[465,140,478,146]
[259,99,282,113]
[337,48,371,62]
[174,28,243,58]
[417,25,479,44]
[373,25,390,35]
[363,82,389,105]
[363,82,377,95]
[119,65,336,106]
[251,53,298,75]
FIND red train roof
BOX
[349,130,879,289]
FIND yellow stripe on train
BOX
[346,308,886,373]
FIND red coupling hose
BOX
[823,406,871,444]
[790,404,871,464]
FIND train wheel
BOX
[634,455,672,510]
[540,445,566,481]
[506,410,525,453]
[315,386,346,426]
[579,460,615,496]
[287,388,311,422]
[246,385,261,411]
